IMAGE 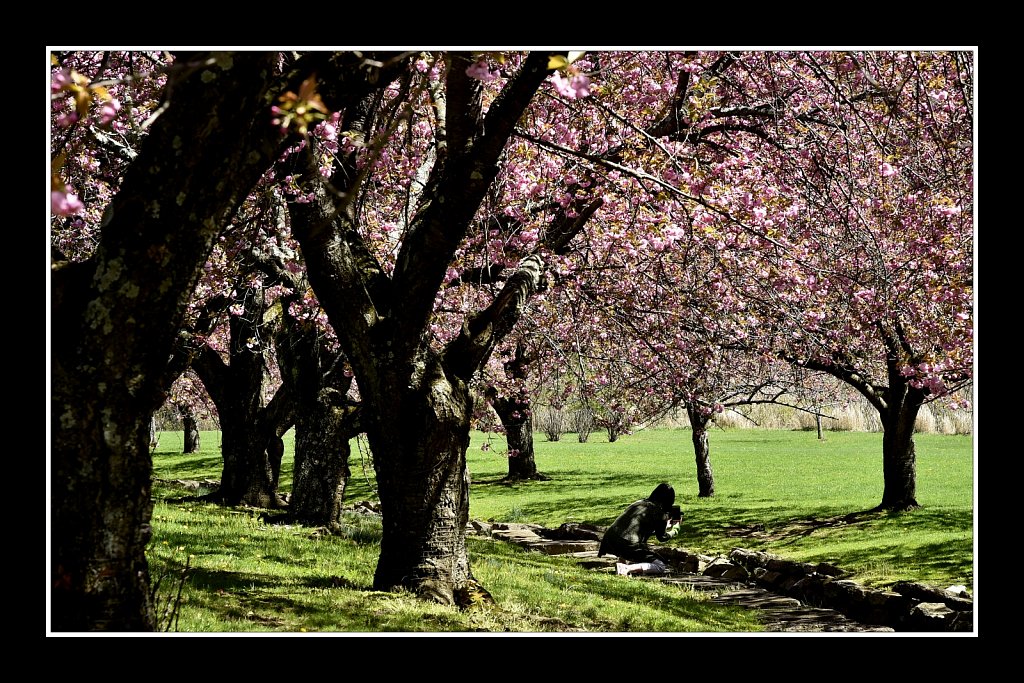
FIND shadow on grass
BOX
[725,506,972,542]
[472,470,667,525]
[152,454,223,478]
[672,503,973,587]
[153,564,378,631]
[723,507,882,541]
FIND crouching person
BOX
[598,482,681,576]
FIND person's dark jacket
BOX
[598,483,676,564]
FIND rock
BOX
[704,558,749,581]
[468,519,492,535]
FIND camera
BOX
[669,505,682,521]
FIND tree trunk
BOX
[267,431,285,493]
[799,337,932,512]
[182,410,200,453]
[489,343,546,480]
[876,391,923,511]
[291,405,353,527]
[218,409,282,508]
[191,284,295,508]
[687,405,715,498]
[51,400,155,631]
[192,349,292,508]
[50,51,290,631]
[369,356,474,603]
[492,396,542,480]
[274,305,361,527]
[504,416,537,481]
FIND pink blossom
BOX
[550,71,591,99]
[879,162,897,177]
[55,111,79,128]
[99,99,121,125]
[465,60,498,82]
[51,189,84,216]
[51,69,71,92]
[569,73,591,97]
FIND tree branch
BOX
[388,52,554,366]
[443,254,546,380]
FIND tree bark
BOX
[687,404,715,498]
[876,385,923,511]
[182,409,200,453]
[368,353,474,603]
[488,343,545,481]
[290,405,354,527]
[492,395,542,481]
[149,415,159,451]
[51,51,291,631]
[191,286,295,508]
[275,309,360,527]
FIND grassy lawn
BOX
[147,426,974,633]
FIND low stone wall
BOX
[727,548,973,632]
[479,521,973,632]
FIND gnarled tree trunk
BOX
[51,51,290,630]
[290,407,354,526]
[876,379,925,511]
[687,404,715,498]
[182,409,201,453]
[489,343,545,481]
[276,310,360,527]
[368,354,474,601]
[191,285,295,508]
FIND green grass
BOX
[148,426,974,632]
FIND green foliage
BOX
[149,427,973,631]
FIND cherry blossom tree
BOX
[689,51,974,510]
[268,261,363,527]
[165,370,216,452]
[496,50,973,511]
[281,52,563,602]
[50,49,973,630]
[50,50,395,630]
